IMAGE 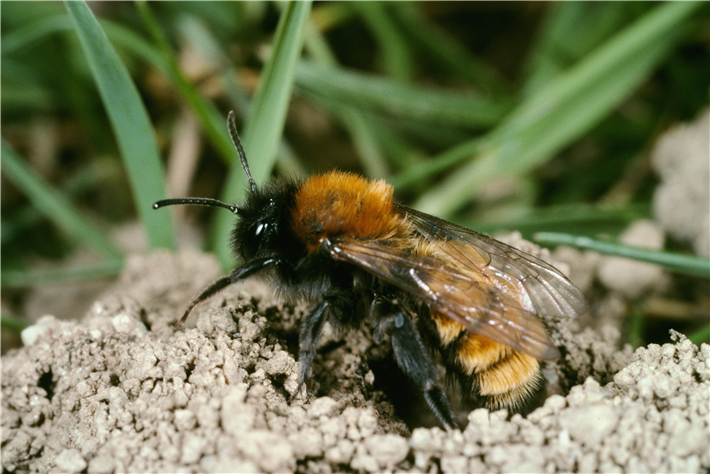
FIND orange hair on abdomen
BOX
[291,171,403,252]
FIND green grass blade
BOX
[464,202,651,236]
[390,138,483,190]
[134,2,235,166]
[389,3,512,95]
[2,160,118,245]
[212,1,312,268]
[523,3,631,96]
[1,260,124,289]
[1,314,31,333]
[688,323,710,345]
[534,232,710,279]
[99,19,168,73]
[413,1,702,217]
[65,0,174,250]
[1,14,73,55]
[350,2,413,81]
[174,13,307,178]
[301,18,389,179]
[627,303,645,349]
[1,141,122,260]
[295,62,512,129]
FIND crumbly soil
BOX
[2,246,709,473]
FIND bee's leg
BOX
[291,298,331,401]
[177,257,279,326]
[374,300,458,430]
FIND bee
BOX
[154,111,588,429]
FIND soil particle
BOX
[53,448,87,473]
[652,108,709,257]
[2,250,708,473]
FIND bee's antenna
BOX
[227,110,257,195]
[152,198,238,214]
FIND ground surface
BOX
[2,247,709,473]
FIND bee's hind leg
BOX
[372,299,458,430]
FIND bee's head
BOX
[229,183,290,261]
[153,110,290,261]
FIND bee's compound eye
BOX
[243,220,269,258]
[254,222,267,236]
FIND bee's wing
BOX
[395,204,588,320]
[327,238,561,360]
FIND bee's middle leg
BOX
[373,299,458,430]
[293,298,330,399]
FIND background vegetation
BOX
[2,2,709,350]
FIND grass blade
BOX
[413,1,702,217]
[65,0,174,250]
[463,202,650,237]
[1,314,32,333]
[302,18,389,179]
[350,2,414,81]
[389,3,512,95]
[212,1,312,268]
[295,62,512,129]
[523,3,632,96]
[2,260,124,289]
[1,14,72,55]
[534,232,710,279]
[2,160,118,245]
[1,141,122,260]
[689,323,710,345]
[134,2,235,166]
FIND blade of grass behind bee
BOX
[212,1,312,269]
[1,66,55,112]
[65,0,174,250]
[627,302,645,349]
[388,3,513,95]
[412,1,702,217]
[2,260,124,289]
[1,14,169,110]
[688,323,710,345]
[1,314,31,333]
[1,141,122,260]
[295,62,513,130]
[369,126,426,174]
[534,232,710,280]
[389,138,483,190]
[302,15,389,179]
[523,2,634,97]
[134,2,236,166]
[2,160,118,245]
[463,202,650,237]
[175,13,308,180]
[113,10,311,184]
[311,3,354,33]
[1,13,72,55]
[349,1,414,82]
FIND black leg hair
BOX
[177,257,279,326]
[373,299,458,430]
[292,298,331,400]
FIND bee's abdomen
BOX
[290,171,403,252]
[431,312,541,410]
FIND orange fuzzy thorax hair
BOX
[291,171,403,252]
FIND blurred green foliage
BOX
[2,2,708,343]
